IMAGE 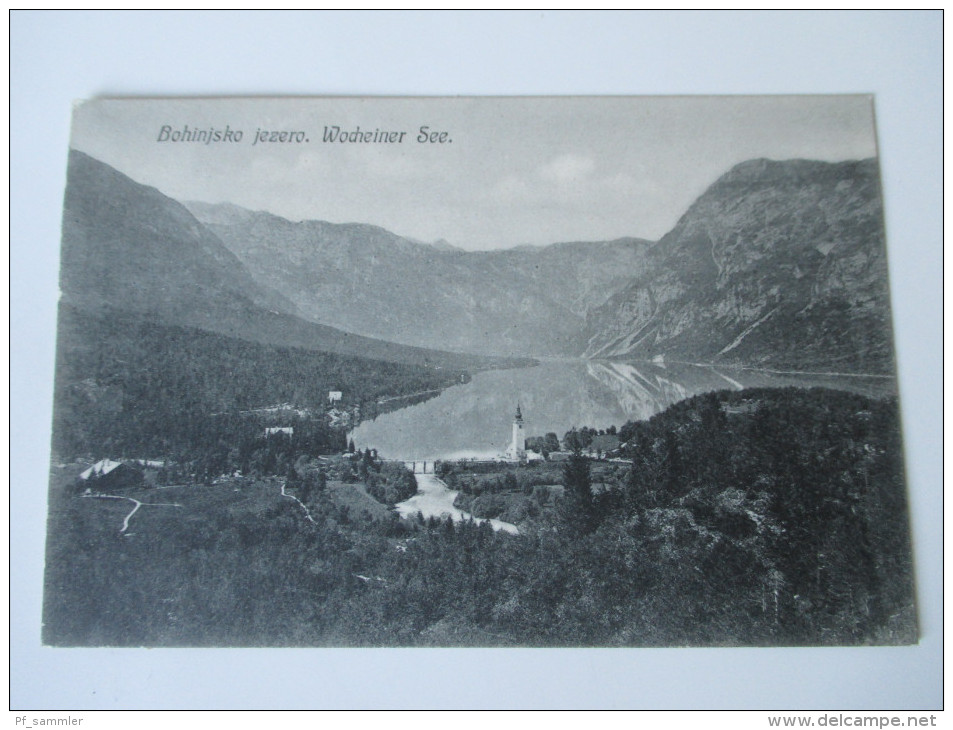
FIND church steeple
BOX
[508,401,526,461]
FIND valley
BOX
[43,148,914,649]
[185,157,895,374]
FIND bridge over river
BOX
[392,464,519,535]
[404,460,437,475]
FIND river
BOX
[395,473,519,534]
[351,358,895,462]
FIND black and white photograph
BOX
[42,95,917,649]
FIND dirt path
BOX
[83,493,182,534]
[279,481,317,524]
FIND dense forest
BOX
[43,386,916,647]
[51,304,467,461]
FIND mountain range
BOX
[185,200,652,356]
[63,150,896,376]
[59,150,518,373]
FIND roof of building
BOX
[79,459,124,480]
[590,434,622,451]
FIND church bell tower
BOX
[509,402,526,461]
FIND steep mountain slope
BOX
[186,200,653,357]
[61,150,296,320]
[59,151,518,372]
[466,238,655,320]
[584,158,895,374]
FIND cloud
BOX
[538,153,596,185]
[485,155,600,207]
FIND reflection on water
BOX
[351,359,895,461]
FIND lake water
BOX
[351,358,896,461]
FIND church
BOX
[505,402,527,462]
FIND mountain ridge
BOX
[185,199,655,357]
[60,150,527,373]
[583,157,894,374]
[65,150,895,374]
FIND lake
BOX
[351,358,896,461]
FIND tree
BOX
[363,447,374,468]
[663,431,682,495]
[559,452,596,536]
[563,428,583,452]
[298,474,313,505]
[285,460,299,486]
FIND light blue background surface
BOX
[10,10,942,709]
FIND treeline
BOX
[525,426,620,456]
[51,304,464,459]
[437,461,563,496]
[288,450,419,508]
[44,386,916,647]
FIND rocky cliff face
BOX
[584,158,895,374]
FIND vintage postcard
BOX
[44,96,916,647]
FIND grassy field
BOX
[325,481,394,521]
[43,466,411,647]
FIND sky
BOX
[70,95,878,250]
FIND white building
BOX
[264,427,294,437]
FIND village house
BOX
[78,459,143,491]
[264,427,294,437]
[588,434,622,457]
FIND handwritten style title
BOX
[156,125,453,146]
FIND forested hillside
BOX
[44,386,915,647]
[50,152,535,466]
[51,304,467,461]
